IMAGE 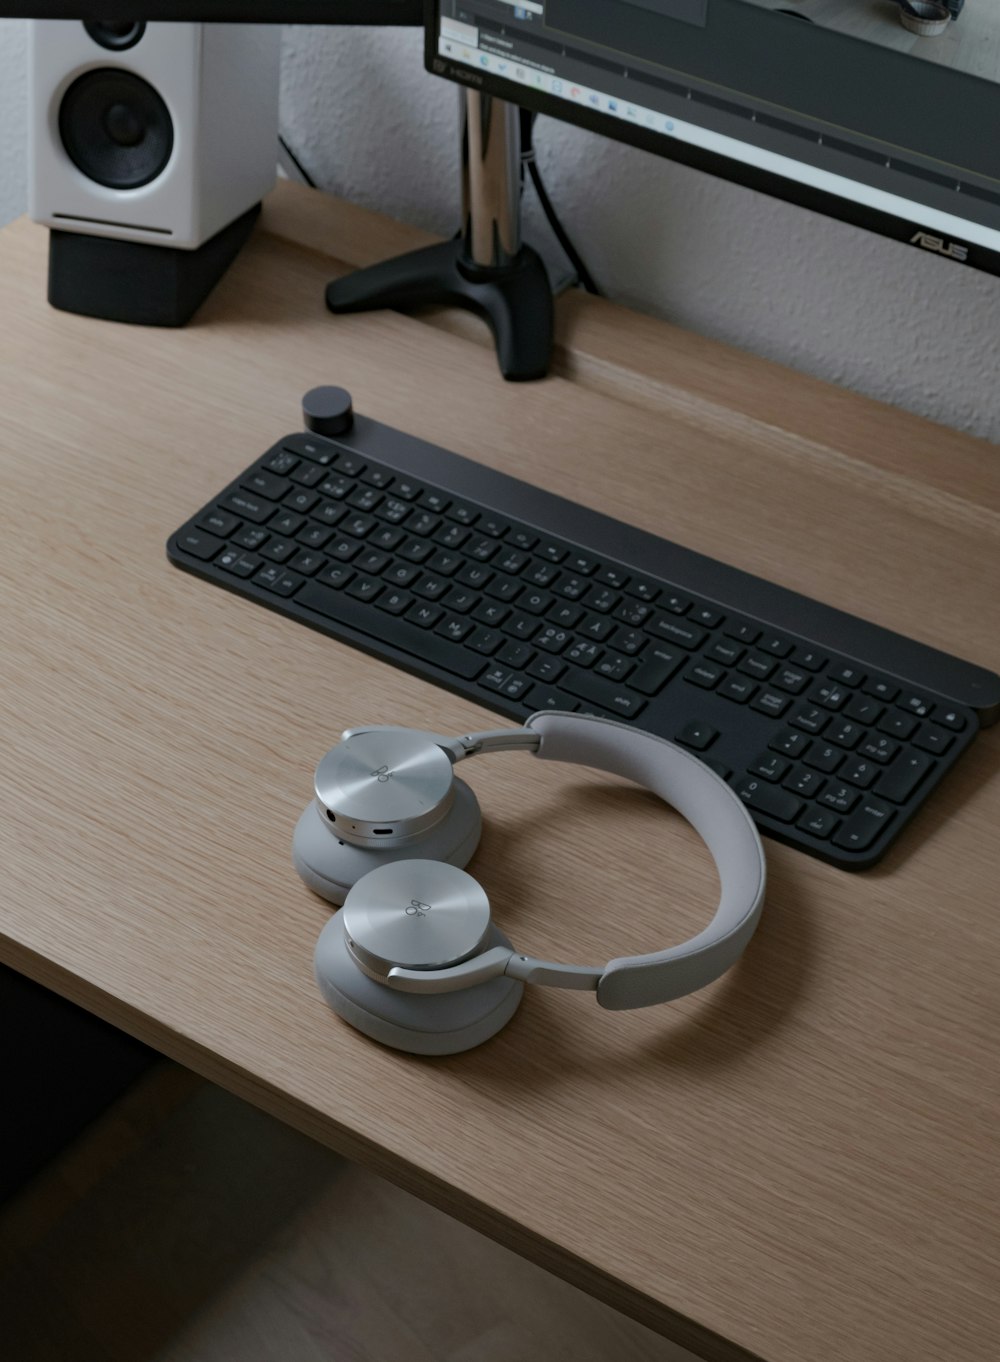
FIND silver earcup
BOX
[314,912,523,1056]
[315,728,456,848]
[293,777,482,905]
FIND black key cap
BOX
[844,694,883,725]
[876,752,935,804]
[298,525,334,550]
[750,691,790,719]
[832,798,896,852]
[263,448,299,475]
[595,654,635,683]
[485,578,522,603]
[329,535,363,563]
[612,629,646,657]
[784,767,825,799]
[770,729,809,758]
[270,511,305,537]
[840,757,878,789]
[345,576,382,603]
[253,565,303,597]
[661,592,691,615]
[282,434,336,464]
[447,501,479,526]
[565,639,602,668]
[508,529,537,551]
[826,719,863,750]
[497,641,535,668]
[936,707,967,732]
[233,526,268,551]
[407,510,440,538]
[708,639,744,666]
[479,515,509,538]
[496,549,530,575]
[371,525,406,552]
[436,524,470,550]
[288,551,326,577]
[539,540,568,564]
[631,647,683,695]
[900,693,934,720]
[749,752,790,782]
[684,660,725,690]
[399,539,434,564]
[427,551,462,576]
[772,666,809,695]
[810,681,849,710]
[625,576,659,602]
[725,620,760,645]
[805,743,843,774]
[335,452,365,477]
[566,553,598,576]
[262,538,298,564]
[759,634,792,658]
[197,509,240,539]
[317,564,353,590]
[536,627,573,654]
[175,527,225,561]
[505,612,541,641]
[615,601,654,628]
[863,677,899,703]
[348,486,383,513]
[242,469,291,501]
[819,783,859,814]
[526,686,580,713]
[360,467,393,489]
[690,606,723,629]
[420,490,450,515]
[738,653,776,681]
[380,497,411,524]
[557,575,589,601]
[314,501,347,529]
[342,513,376,539]
[878,712,918,741]
[797,808,840,840]
[443,587,479,613]
[676,721,718,752]
[473,600,510,628]
[285,489,320,516]
[560,669,647,718]
[791,646,826,672]
[734,779,803,823]
[652,617,706,650]
[790,704,826,734]
[467,628,504,656]
[319,475,353,501]
[527,656,566,684]
[580,615,615,642]
[551,603,585,630]
[521,589,554,616]
[384,562,421,588]
[597,566,629,589]
[526,562,559,588]
[436,615,475,643]
[221,491,277,524]
[913,724,953,755]
[378,589,415,616]
[216,549,261,578]
[718,676,757,704]
[303,587,491,680]
[859,735,898,764]
[391,478,422,501]
[829,664,865,687]
[584,586,619,613]
[405,602,443,629]
[291,462,328,488]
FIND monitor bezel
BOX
[424,0,1000,283]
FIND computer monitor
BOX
[0,2,421,20]
[427,0,1000,280]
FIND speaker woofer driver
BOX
[58,69,173,190]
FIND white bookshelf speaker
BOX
[28,20,281,325]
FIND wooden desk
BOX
[0,182,997,1362]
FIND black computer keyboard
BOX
[168,401,1000,870]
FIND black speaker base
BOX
[326,239,555,382]
[47,203,261,327]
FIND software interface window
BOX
[437,0,1000,250]
[740,1,1000,84]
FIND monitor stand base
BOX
[325,239,553,383]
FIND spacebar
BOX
[297,582,486,679]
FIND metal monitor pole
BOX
[326,90,554,382]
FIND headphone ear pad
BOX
[314,914,523,1055]
[293,775,482,906]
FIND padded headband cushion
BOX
[526,712,766,1010]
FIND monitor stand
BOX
[325,92,553,382]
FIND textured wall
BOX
[1,21,997,443]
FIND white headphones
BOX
[295,711,766,1055]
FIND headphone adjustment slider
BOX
[453,728,543,761]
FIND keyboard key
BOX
[859,735,899,764]
[772,667,809,695]
[263,448,299,475]
[676,721,718,752]
[789,704,826,733]
[829,664,865,687]
[566,639,602,668]
[832,798,896,852]
[233,526,268,551]
[253,565,302,597]
[749,752,790,782]
[468,628,504,656]
[810,682,848,710]
[691,606,723,629]
[598,566,629,589]
[443,587,479,613]
[724,620,760,645]
[557,575,589,601]
[216,548,261,578]
[446,501,478,526]
[584,586,619,613]
[936,708,967,732]
[738,653,776,681]
[175,528,225,561]
[242,469,291,501]
[863,677,899,703]
[825,719,863,749]
[840,757,878,789]
[334,452,365,477]
[596,655,635,682]
[474,600,511,628]
[346,576,382,604]
[221,491,277,524]
[349,487,383,514]
[560,669,647,718]
[797,808,840,840]
[652,617,706,650]
[610,628,645,656]
[684,660,725,690]
[784,767,825,799]
[291,463,330,489]
[759,634,793,658]
[526,562,559,588]
[197,509,240,539]
[844,694,883,725]
[497,549,530,575]
[378,590,415,616]
[298,525,334,550]
[662,592,691,615]
[804,743,843,774]
[770,729,810,758]
[270,512,305,537]
[750,691,790,719]
[718,676,757,704]
[281,434,336,464]
[912,724,953,755]
[384,562,421,588]
[405,602,443,629]
[521,589,555,615]
[876,752,935,804]
[878,712,917,740]
[708,639,744,666]
[624,576,659,602]
[819,783,859,814]
[536,627,573,654]
[436,616,475,643]
[580,615,615,643]
[526,686,580,712]
[527,656,566,684]
[317,564,354,590]
[791,646,826,672]
[288,550,326,577]
[285,490,320,516]
[900,694,934,720]
[629,645,686,697]
[497,641,535,668]
[734,779,803,823]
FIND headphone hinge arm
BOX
[448,728,543,761]
[505,955,601,991]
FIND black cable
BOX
[278,133,317,189]
[519,109,600,296]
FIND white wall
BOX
[1,20,997,443]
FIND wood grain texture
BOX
[0,182,997,1362]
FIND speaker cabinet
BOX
[29,20,280,325]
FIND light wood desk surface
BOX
[0,182,997,1362]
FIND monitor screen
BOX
[0,2,421,19]
[428,0,1000,278]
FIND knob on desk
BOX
[303,386,354,438]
